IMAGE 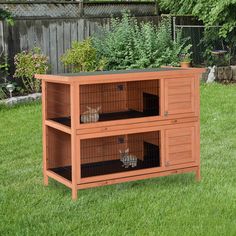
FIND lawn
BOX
[0,83,235,236]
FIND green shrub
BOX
[61,39,107,73]
[0,54,9,100]
[0,8,14,26]
[93,13,192,70]
[0,85,6,100]
[14,47,49,93]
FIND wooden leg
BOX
[72,186,78,200]
[44,174,49,186]
[195,167,201,182]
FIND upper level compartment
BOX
[37,67,205,128]
[80,79,160,124]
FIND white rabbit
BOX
[81,106,101,123]
[120,148,138,168]
[206,66,216,83]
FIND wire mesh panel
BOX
[83,2,157,17]
[81,131,160,178]
[0,3,81,18]
[0,2,156,19]
[80,80,160,123]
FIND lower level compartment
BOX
[50,144,160,180]
[80,131,161,178]
[47,129,161,180]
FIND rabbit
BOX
[119,148,138,168]
[81,106,101,123]
[206,66,216,83]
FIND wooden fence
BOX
[0,2,160,77]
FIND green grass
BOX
[0,84,236,236]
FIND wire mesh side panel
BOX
[79,80,159,124]
[81,131,160,178]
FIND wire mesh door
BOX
[80,80,160,124]
[81,131,161,178]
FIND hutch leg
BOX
[43,168,49,186]
[42,80,49,186]
[72,186,78,200]
[71,136,78,200]
[43,125,48,186]
[71,136,79,200]
[195,166,201,182]
[70,82,80,200]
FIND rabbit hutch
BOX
[36,67,205,200]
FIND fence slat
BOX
[57,21,65,73]
[49,23,58,74]
[42,23,50,67]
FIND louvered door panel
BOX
[164,78,195,116]
[165,124,197,166]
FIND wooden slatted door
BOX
[165,124,197,167]
[164,77,195,117]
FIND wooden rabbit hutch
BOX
[36,68,204,200]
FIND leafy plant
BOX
[14,47,49,93]
[0,8,14,26]
[0,53,9,83]
[0,53,9,100]
[179,44,192,63]
[180,53,192,63]
[61,39,107,73]
[92,13,191,70]
[0,84,7,100]
[0,59,9,79]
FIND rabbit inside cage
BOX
[80,106,101,123]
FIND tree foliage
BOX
[159,0,236,64]
[159,0,236,38]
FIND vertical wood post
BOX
[70,82,80,200]
[195,75,201,182]
[154,0,159,16]
[42,80,49,186]
[79,0,84,17]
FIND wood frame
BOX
[36,68,204,200]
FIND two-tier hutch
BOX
[36,67,204,200]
